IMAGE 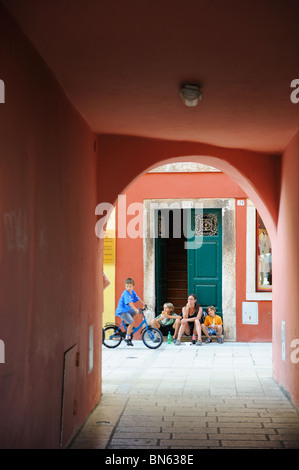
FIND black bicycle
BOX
[103,306,163,349]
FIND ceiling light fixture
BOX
[180,83,202,107]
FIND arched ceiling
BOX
[2,0,299,153]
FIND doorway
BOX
[155,208,222,317]
[155,209,187,315]
[144,198,236,340]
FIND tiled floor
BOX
[70,341,299,449]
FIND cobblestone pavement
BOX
[70,341,299,450]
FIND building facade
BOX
[105,164,272,342]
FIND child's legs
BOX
[127,324,134,336]
[173,318,181,338]
[216,325,222,337]
[207,327,217,337]
[177,323,185,341]
[201,323,209,337]
[151,318,161,329]
[120,310,135,336]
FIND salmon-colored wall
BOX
[2,2,298,448]
[0,8,102,448]
[122,171,246,200]
[273,129,299,408]
[115,172,272,342]
[235,200,272,342]
[97,135,280,241]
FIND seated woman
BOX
[174,293,203,346]
[150,303,180,336]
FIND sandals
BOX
[205,337,223,344]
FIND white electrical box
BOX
[242,302,258,324]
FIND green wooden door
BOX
[187,209,222,317]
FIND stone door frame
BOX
[143,198,236,341]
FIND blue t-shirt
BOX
[116,289,140,316]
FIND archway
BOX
[101,155,274,343]
[97,135,279,243]
[96,135,281,400]
[88,151,298,452]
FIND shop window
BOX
[256,212,272,291]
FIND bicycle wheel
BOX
[142,327,163,349]
[103,325,122,348]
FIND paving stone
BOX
[207,411,260,416]
[174,410,207,416]
[113,432,171,439]
[162,425,218,433]
[119,416,164,422]
[221,440,284,448]
[217,416,272,422]
[275,428,299,435]
[218,421,264,428]
[282,441,299,449]
[218,427,277,434]
[161,439,221,448]
[263,422,299,430]
[70,342,299,450]
[168,425,207,431]
[163,416,217,426]
[209,433,268,440]
[123,409,173,416]
[109,438,158,446]
[171,433,208,439]
[117,425,162,432]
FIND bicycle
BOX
[103,306,163,349]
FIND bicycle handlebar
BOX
[139,305,148,313]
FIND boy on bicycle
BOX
[115,277,144,346]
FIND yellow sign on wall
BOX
[103,230,115,264]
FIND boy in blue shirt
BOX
[116,277,144,346]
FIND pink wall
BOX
[115,172,272,342]
[97,135,280,241]
[235,200,272,342]
[1,3,298,448]
[0,8,102,448]
[272,129,299,408]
